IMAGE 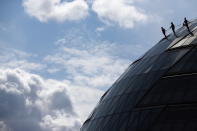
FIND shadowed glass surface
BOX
[81,19,197,131]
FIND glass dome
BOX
[81,19,197,131]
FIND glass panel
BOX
[86,120,96,131]
[138,109,162,130]
[108,96,121,115]
[167,47,197,75]
[116,77,132,95]
[114,94,129,113]
[185,122,197,131]
[170,36,187,49]
[183,35,197,46]
[137,77,169,107]
[98,117,110,131]
[104,48,189,101]
[127,112,139,130]
[170,34,196,49]
[151,105,197,131]
[138,74,197,107]
[124,92,139,111]
[191,37,197,45]
[170,37,188,48]
[127,109,162,131]
[102,98,114,116]
[152,48,190,71]
[143,37,176,59]
[103,115,119,131]
[119,113,130,130]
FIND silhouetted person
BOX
[183,17,194,36]
[161,27,167,39]
[170,22,178,37]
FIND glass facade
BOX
[81,19,197,131]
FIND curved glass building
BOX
[81,19,197,131]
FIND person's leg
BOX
[164,34,167,39]
[190,32,194,36]
[173,30,178,37]
[186,26,194,36]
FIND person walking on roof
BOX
[183,17,194,36]
[161,27,167,39]
[170,22,178,37]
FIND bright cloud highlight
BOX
[23,0,89,22]
[92,0,149,28]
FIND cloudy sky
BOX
[0,0,197,131]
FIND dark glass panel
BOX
[99,99,111,117]
[151,105,197,131]
[107,96,121,115]
[112,94,130,113]
[185,122,197,131]
[124,92,138,111]
[85,120,95,131]
[98,117,110,131]
[114,112,130,131]
[138,74,197,107]
[115,77,132,96]
[191,37,197,45]
[151,48,190,71]
[137,109,162,131]
[127,111,139,130]
[102,115,120,131]
[167,47,197,75]
[127,108,162,131]
[104,48,189,101]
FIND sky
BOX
[0,0,197,131]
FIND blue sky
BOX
[1,0,197,131]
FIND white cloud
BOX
[22,0,150,28]
[92,0,149,28]
[1,60,45,71]
[40,114,81,131]
[66,83,104,121]
[0,68,103,131]
[96,26,105,32]
[0,121,9,131]
[0,48,45,72]
[44,42,130,89]
[23,0,89,22]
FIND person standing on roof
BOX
[161,27,167,39]
[170,22,178,37]
[183,17,194,36]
